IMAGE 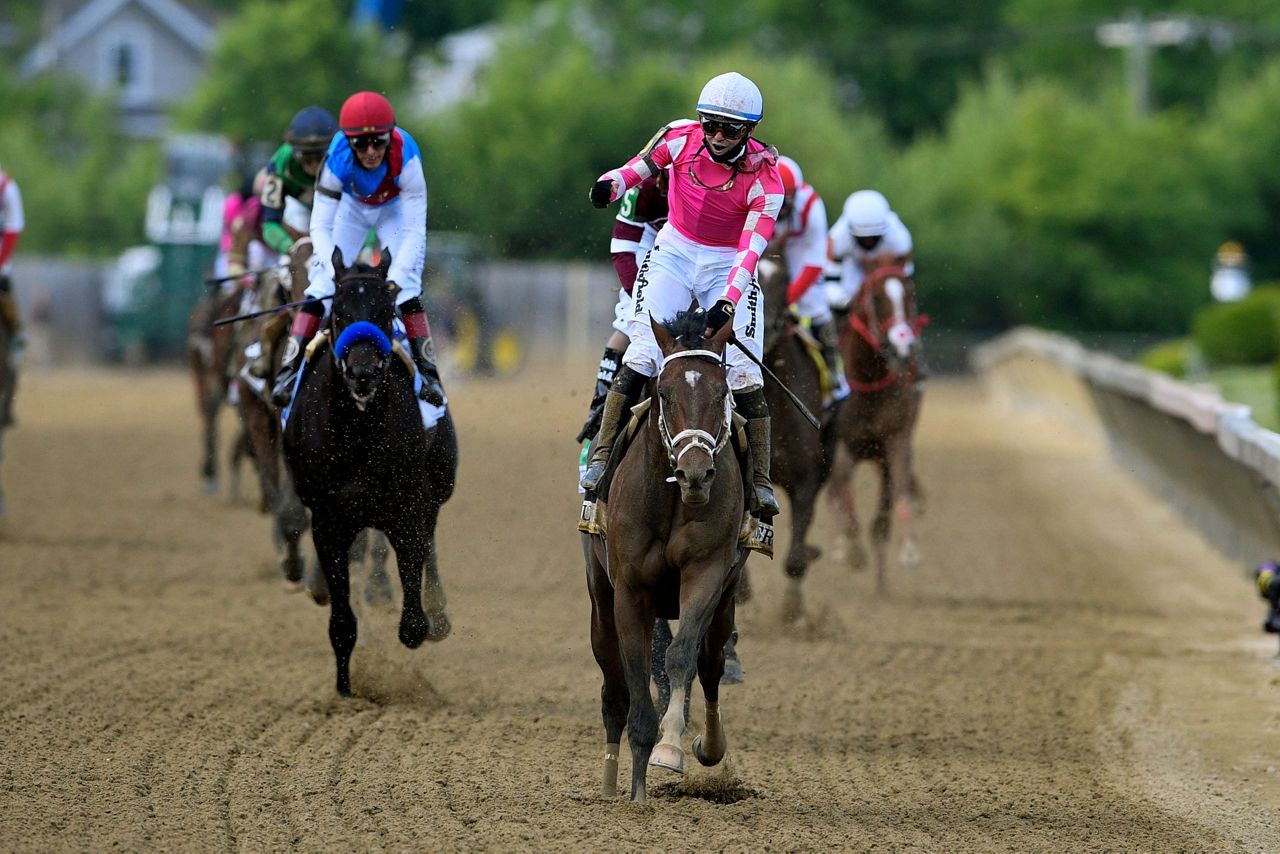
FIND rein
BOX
[328,273,395,387]
[656,349,733,472]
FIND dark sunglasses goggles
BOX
[348,133,391,153]
[699,116,752,139]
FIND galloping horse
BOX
[283,249,458,697]
[186,281,244,494]
[233,242,312,591]
[757,253,838,621]
[830,265,925,594]
[584,308,747,802]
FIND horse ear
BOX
[378,249,392,278]
[649,312,675,356]
[332,247,346,279]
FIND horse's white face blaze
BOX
[685,369,700,389]
[883,277,915,359]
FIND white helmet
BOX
[697,72,764,123]
[843,190,891,237]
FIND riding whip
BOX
[203,264,287,286]
[728,334,821,430]
[212,294,332,327]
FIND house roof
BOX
[22,0,216,77]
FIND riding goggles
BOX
[699,116,752,140]
[349,133,391,153]
[855,234,884,251]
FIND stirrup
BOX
[578,495,605,536]
[739,514,774,558]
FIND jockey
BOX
[0,162,23,427]
[582,71,784,517]
[213,175,255,284]
[272,91,445,407]
[246,105,337,379]
[773,155,848,405]
[825,189,915,310]
[574,169,669,445]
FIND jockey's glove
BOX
[589,179,614,209]
[704,298,735,338]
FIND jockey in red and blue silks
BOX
[273,91,444,408]
[581,71,785,518]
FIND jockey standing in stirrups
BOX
[245,105,338,380]
[581,71,784,520]
[272,91,446,408]
[825,189,915,311]
[575,171,669,449]
[773,155,849,407]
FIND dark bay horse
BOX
[757,253,838,621]
[584,309,746,802]
[283,249,458,696]
[831,265,925,594]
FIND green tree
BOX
[179,0,407,145]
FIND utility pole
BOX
[1096,12,1194,117]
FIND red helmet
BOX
[776,155,802,195]
[339,91,395,136]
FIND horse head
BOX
[852,265,921,374]
[330,247,398,410]
[650,304,734,507]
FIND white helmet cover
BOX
[697,72,764,123]
[844,190,891,237]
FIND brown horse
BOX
[756,253,838,621]
[186,279,249,496]
[830,265,925,594]
[584,308,747,802]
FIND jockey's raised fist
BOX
[704,299,735,338]
[589,179,615,208]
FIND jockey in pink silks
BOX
[580,71,785,518]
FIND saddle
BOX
[578,394,772,558]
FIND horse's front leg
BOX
[311,513,361,696]
[584,535,627,797]
[693,591,736,767]
[651,557,732,776]
[383,525,431,649]
[888,433,921,569]
[614,577,658,802]
[782,477,821,623]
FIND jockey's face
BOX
[349,133,390,170]
[295,150,325,178]
[856,234,883,252]
[700,117,751,159]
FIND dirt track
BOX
[2,367,1279,851]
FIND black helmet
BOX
[286,106,337,154]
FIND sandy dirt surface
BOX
[1,366,1279,852]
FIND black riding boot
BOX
[271,334,308,406]
[408,334,446,406]
[812,318,849,404]
[576,346,623,444]
[734,387,781,518]
[580,365,646,495]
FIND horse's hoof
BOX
[426,611,452,642]
[721,657,745,685]
[399,614,431,649]
[850,543,870,572]
[692,736,726,767]
[280,579,304,595]
[649,744,684,774]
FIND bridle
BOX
[847,267,927,393]
[329,272,394,385]
[655,349,733,473]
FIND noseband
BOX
[656,349,733,472]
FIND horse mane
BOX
[661,308,712,349]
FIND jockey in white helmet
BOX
[825,189,914,310]
[773,155,848,405]
[582,71,785,518]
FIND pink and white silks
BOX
[598,121,784,390]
